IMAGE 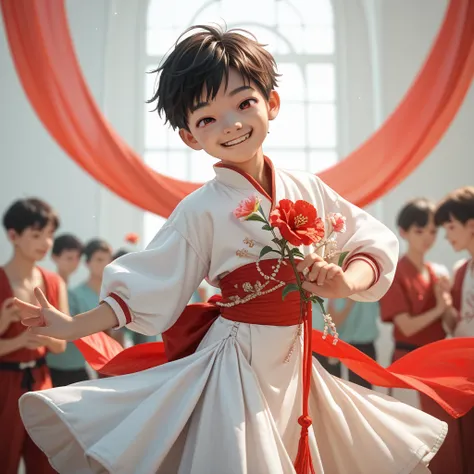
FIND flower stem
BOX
[284,244,308,302]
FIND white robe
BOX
[19,162,447,474]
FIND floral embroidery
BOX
[236,249,249,258]
[243,237,255,248]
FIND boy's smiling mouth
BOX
[221,130,252,147]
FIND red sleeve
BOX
[379,274,410,322]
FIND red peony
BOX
[125,232,139,245]
[269,199,325,246]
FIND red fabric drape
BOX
[0,0,473,215]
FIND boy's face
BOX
[53,249,82,278]
[179,68,280,165]
[442,217,474,252]
[400,216,437,254]
[87,249,112,280]
[8,221,55,262]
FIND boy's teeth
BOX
[224,133,250,146]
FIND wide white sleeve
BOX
[100,224,209,336]
[313,176,399,302]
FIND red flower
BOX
[125,232,139,245]
[269,199,325,246]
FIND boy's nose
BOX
[223,119,243,134]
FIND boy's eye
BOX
[197,117,214,128]
[239,98,257,110]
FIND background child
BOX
[380,197,457,474]
[434,185,474,474]
[48,232,89,386]
[0,198,66,474]
[70,238,124,348]
[51,233,83,285]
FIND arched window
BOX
[143,0,338,241]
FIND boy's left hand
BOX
[297,253,352,299]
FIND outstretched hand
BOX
[14,287,76,340]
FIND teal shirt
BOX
[312,299,379,344]
[46,287,90,371]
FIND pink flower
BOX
[234,195,261,220]
[328,213,346,233]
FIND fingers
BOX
[307,259,327,284]
[307,262,342,286]
[296,253,324,272]
[13,298,41,319]
[326,265,343,280]
[21,315,46,328]
[34,287,51,308]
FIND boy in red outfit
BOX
[0,198,67,474]
[434,186,474,474]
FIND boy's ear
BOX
[398,227,407,239]
[466,218,474,234]
[6,229,18,244]
[179,129,203,151]
[267,90,281,121]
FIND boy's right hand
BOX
[14,288,76,341]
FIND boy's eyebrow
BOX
[190,86,255,113]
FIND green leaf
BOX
[245,214,266,224]
[282,283,300,300]
[338,251,349,267]
[259,246,275,259]
[290,248,305,259]
[262,224,273,231]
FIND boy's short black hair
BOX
[83,239,112,263]
[435,186,474,226]
[396,198,435,231]
[148,24,280,131]
[2,198,59,235]
[52,233,83,256]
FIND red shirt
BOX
[0,267,60,362]
[380,256,446,347]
